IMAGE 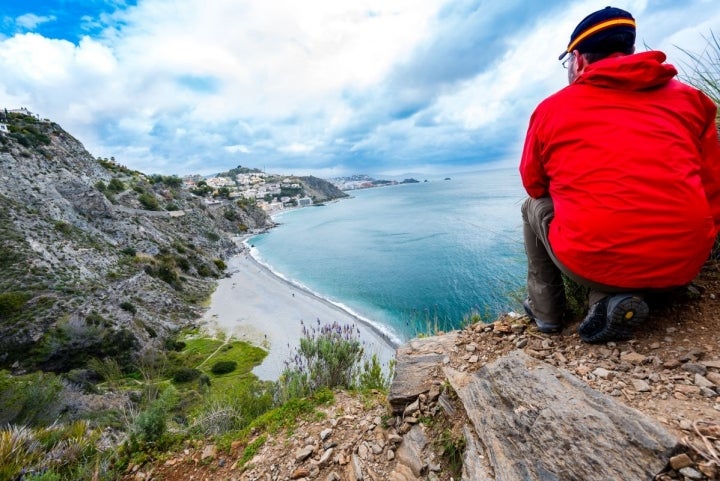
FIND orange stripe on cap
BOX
[566,18,636,53]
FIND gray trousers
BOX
[521,197,631,324]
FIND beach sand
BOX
[200,251,399,381]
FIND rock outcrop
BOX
[0,113,273,370]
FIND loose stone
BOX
[631,379,651,392]
[669,453,692,470]
[678,466,704,480]
[593,368,614,380]
[682,363,708,375]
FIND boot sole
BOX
[583,296,648,343]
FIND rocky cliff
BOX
[0,112,273,371]
[297,175,348,202]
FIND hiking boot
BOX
[577,297,609,342]
[522,298,562,333]
[579,294,648,343]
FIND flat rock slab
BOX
[388,332,458,413]
[445,350,680,481]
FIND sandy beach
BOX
[200,248,399,381]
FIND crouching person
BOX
[519,6,720,342]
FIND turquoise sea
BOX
[249,166,527,344]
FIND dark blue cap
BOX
[559,6,636,60]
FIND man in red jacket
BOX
[519,6,720,342]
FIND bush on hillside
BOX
[107,177,125,193]
[210,360,237,375]
[172,367,201,383]
[138,192,160,210]
[0,371,64,427]
[277,321,393,402]
[0,291,32,318]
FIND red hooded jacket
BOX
[520,51,720,289]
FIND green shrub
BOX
[278,322,364,401]
[0,371,63,426]
[172,367,201,383]
[196,263,214,278]
[210,360,237,375]
[119,301,137,314]
[204,231,220,242]
[32,324,138,373]
[107,178,125,193]
[138,192,159,210]
[8,123,50,147]
[0,291,32,318]
[53,221,73,234]
[213,259,227,271]
[129,386,179,447]
[0,426,42,481]
[190,381,274,436]
[164,338,186,351]
[0,421,104,481]
[358,354,393,391]
[176,256,190,272]
[133,407,166,444]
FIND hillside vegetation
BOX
[0,112,361,480]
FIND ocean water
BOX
[249,166,528,344]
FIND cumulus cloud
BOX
[0,0,717,176]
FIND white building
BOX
[8,107,40,119]
[205,177,234,188]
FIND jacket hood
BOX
[575,50,677,91]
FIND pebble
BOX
[706,371,720,385]
[295,446,314,462]
[678,466,704,480]
[699,387,717,397]
[669,453,692,470]
[702,360,720,369]
[593,368,614,380]
[318,448,334,467]
[695,374,716,388]
[682,363,707,375]
[675,384,701,395]
[631,379,651,392]
[679,419,694,430]
[620,352,646,364]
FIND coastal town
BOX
[181,171,422,214]
[1,107,423,217]
[181,170,315,213]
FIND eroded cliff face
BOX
[0,113,273,371]
[297,175,349,203]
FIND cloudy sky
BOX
[0,0,717,177]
